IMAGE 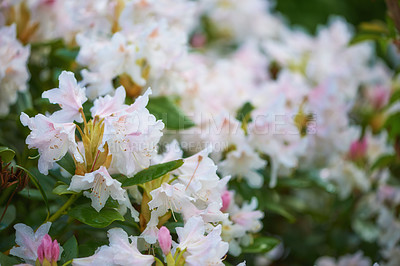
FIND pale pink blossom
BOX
[68,166,139,220]
[42,71,87,123]
[73,228,154,266]
[10,222,62,265]
[20,112,82,175]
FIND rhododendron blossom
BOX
[2,0,400,265]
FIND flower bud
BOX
[367,85,390,110]
[37,234,60,265]
[158,226,172,255]
[221,190,232,212]
[348,138,367,161]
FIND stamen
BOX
[185,156,203,191]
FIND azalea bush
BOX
[1,0,400,266]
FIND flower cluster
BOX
[1,0,400,265]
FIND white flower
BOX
[320,157,370,199]
[73,228,154,266]
[175,147,220,200]
[10,222,62,265]
[68,166,139,221]
[0,24,30,115]
[229,197,264,233]
[176,216,229,266]
[102,88,164,176]
[142,183,197,243]
[20,112,81,175]
[77,32,145,99]
[42,71,87,123]
[90,86,128,119]
[218,144,266,188]
[315,251,371,266]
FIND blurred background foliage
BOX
[275,0,387,34]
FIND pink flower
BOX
[37,234,60,265]
[367,85,391,110]
[348,138,367,161]
[158,226,172,255]
[42,71,87,123]
[220,190,232,212]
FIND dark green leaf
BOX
[68,204,124,228]
[0,205,16,231]
[19,188,57,201]
[0,146,15,163]
[57,153,76,176]
[54,48,79,62]
[61,236,79,264]
[264,202,296,223]
[16,90,33,113]
[0,252,21,265]
[236,102,254,122]
[16,165,50,219]
[371,154,396,170]
[122,159,184,187]
[147,96,195,129]
[242,237,280,254]
[53,181,77,196]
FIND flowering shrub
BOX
[1,0,400,265]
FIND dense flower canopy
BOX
[0,0,400,265]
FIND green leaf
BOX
[0,146,15,163]
[61,236,79,264]
[16,165,50,219]
[0,252,21,265]
[122,159,184,187]
[264,202,296,223]
[349,33,385,45]
[68,204,125,228]
[53,181,77,196]
[54,48,79,62]
[147,96,195,129]
[371,154,396,170]
[236,102,254,122]
[0,205,16,231]
[242,237,280,254]
[57,153,76,176]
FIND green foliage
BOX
[16,165,50,219]
[122,159,184,187]
[57,153,76,176]
[147,96,195,130]
[60,236,79,265]
[53,181,77,196]
[0,252,21,266]
[236,102,254,123]
[68,204,125,228]
[242,237,280,254]
[0,146,15,163]
[0,205,16,231]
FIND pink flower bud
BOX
[37,234,60,264]
[191,33,206,48]
[348,138,367,161]
[37,243,44,263]
[52,239,60,262]
[158,226,172,255]
[221,190,232,212]
[367,85,391,110]
[43,235,52,261]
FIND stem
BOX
[154,257,164,266]
[386,0,400,33]
[46,193,81,223]
[175,248,186,266]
